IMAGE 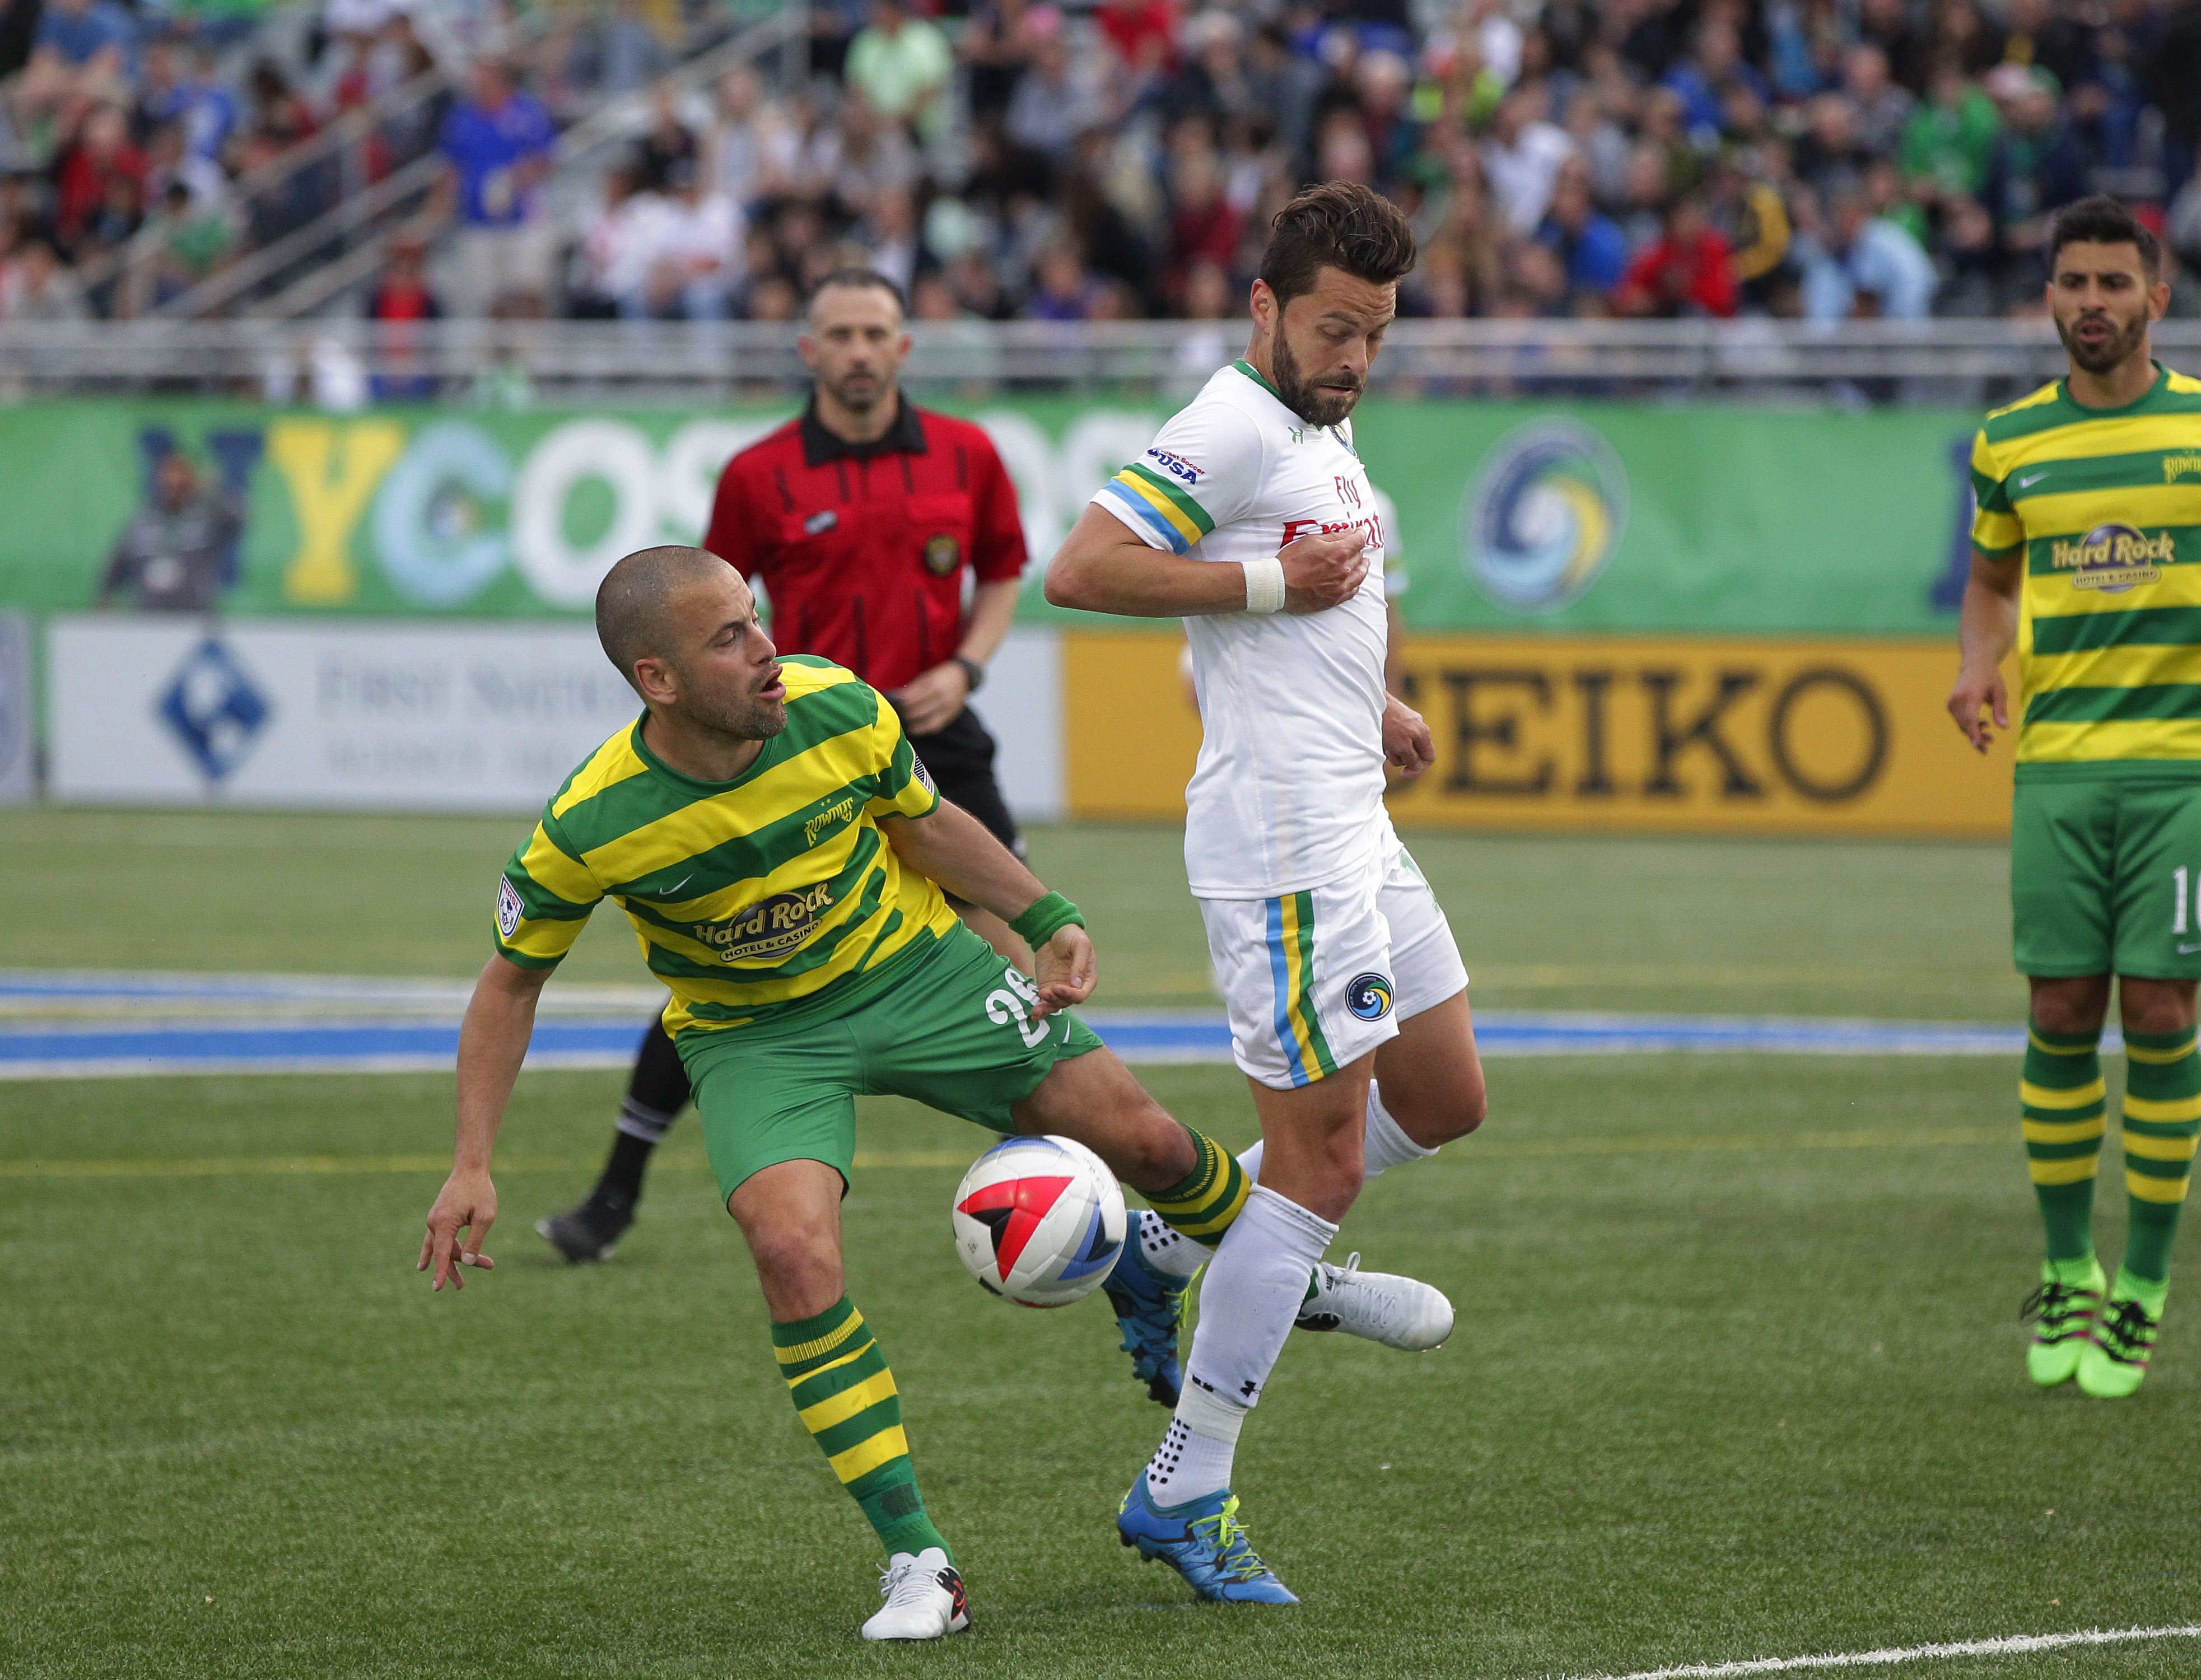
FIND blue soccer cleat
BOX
[1102,1239,1188,1407]
[1116,1471,1298,1604]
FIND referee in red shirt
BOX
[538,268,1035,1263]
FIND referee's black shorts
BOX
[907,705,1021,857]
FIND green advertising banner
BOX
[0,398,1979,634]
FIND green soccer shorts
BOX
[675,924,1106,1202]
[2011,776,2201,979]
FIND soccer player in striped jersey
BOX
[1047,184,1489,1602]
[1950,195,2201,1399]
[419,545,1264,1639]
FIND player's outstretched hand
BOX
[1033,925,1096,1018]
[1383,695,1435,777]
[419,1168,498,1291]
[1947,663,2008,754]
[1279,528,1369,614]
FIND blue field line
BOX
[0,1003,2041,1079]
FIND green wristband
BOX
[1010,890,1084,950]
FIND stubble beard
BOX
[1271,330,1362,428]
[680,670,788,744]
[824,367,886,414]
[2057,307,2149,378]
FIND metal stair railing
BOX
[245,4,809,321]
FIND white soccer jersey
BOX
[1093,359,1392,899]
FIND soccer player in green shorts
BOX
[417,545,1288,1637]
[1950,196,2201,1399]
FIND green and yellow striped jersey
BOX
[1971,362,2201,778]
[493,656,956,1038]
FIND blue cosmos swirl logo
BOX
[1462,418,1629,613]
[1346,972,1394,1022]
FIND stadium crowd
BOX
[2,0,2200,323]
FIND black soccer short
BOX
[907,705,1022,857]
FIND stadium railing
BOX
[1,318,2193,404]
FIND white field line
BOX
[1552,1624,2201,1680]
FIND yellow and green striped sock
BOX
[1144,1125,1251,1250]
[2120,1027,2201,1285]
[2022,1023,2106,1263]
[773,1296,950,1563]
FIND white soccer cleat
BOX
[859,1547,971,1642]
[1296,1252,1454,1351]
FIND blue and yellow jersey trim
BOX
[1266,890,1339,1088]
[1095,461,1218,556]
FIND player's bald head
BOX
[596,544,735,694]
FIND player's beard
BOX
[679,664,789,744]
[1270,330,1364,427]
[822,364,887,414]
[2055,305,2148,376]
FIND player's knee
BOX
[1387,1077,1487,1146]
[2030,979,2110,1038]
[742,1219,841,1297]
[2120,992,2198,1039]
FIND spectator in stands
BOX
[1902,52,2003,206]
[52,102,144,259]
[846,0,953,145]
[1980,63,2088,269]
[437,56,556,317]
[366,230,441,401]
[855,183,918,297]
[1798,180,1938,319]
[1482,83,1575,234]
[1614,192,1740,318]
[961,0,1035,124]
[708,64,795,209]
[28,0,135,100]
[1004,11,1104,165]
[635,157,740,321]
[575,158,664,318]
[2150,0,2201,199]
[1,235,86,318]
[1535,156,1629,303]
[633,85,697,193]
[1662,17,1769,147]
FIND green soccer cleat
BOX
[2020,1259,2105,1387]
[2077,1279,2163,1399]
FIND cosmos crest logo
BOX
[1346,972,1395,1022]
[1462,419,1628,613]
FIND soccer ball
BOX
[952,1134,1127,1308]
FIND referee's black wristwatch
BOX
[953,656,986,695]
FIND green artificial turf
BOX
[0,809,2021,1020]
[2,810,2189,1675]
[4,1058,2199,1678]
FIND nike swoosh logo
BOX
[659,874,693,897]
[2017,471,2049,488]
[2177,941,2201,954]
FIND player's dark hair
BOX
[804,266,907,324]
[2048,195,2161,281]
[1258,182,1417,309]
[596,544,730,697]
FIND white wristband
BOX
[1242,556,1287,614]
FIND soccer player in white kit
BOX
[1048,183,1489,1602]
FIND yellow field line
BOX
[0,1130,2013,1181]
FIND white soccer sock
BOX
[1143,1380,1243,1504]
[1149,1186,1337,1504]
[1365,1085,1438,1175]
[1234,1083,1438,1186]
[1132,1208,1207,1280]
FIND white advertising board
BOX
[48,617,645,811]
[45,616,1067,820]
[0,611,31,801]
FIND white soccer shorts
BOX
[1199,837,1468,1090]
